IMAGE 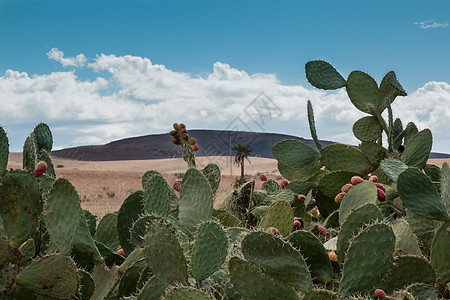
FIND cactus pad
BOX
[0,126,8,176]
[353,116,383,142]
[117,190,145,255]
[346,70,380,114]
[318,171,357,198]
[338,180,378,225]
[142,171,175,217]
[380,158,408,182]
[401,129,432,168]
[137,275,165,300]
[202,163,221,194]
[95,212,120,251]
[164,287,215,300]
[307,100,323,151]
[392,218,421,255]
[272,139,320,170]
[321,143,372,174]
[305,60,346,90]
[258,200,294,237]
[430,221,450,285]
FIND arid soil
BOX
[7,153,450,220]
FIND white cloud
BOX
[414,20,449,29]
[47,48,87,67]
[1,49,450,153]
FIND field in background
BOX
[8,153,450,219]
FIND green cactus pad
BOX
[143,219,188,287]
[130,215,156,248]
[179,168,213,232]
[142,171,175,217]
[191,220,228,281]
[392,118,403,150]
[117,190,144,255]
[0,237,19,267]
[43,178,81,255]
[118,259,146,298]
[406,209,437,256]
[252,189,268,205]
[212,209,241,227]
[359,141,388,165]
[72,210,101,264]
[96,241,125,267]
[324,210,339,228]
[15,254,79,299]
[261,179,281,194]
[259,200,294,237]
[378,71,406,111]
[278,161,322,181]
[397,168,449,221]
[307,100,323,151]
[202,163,221,194]
[0,170,41,248]
[251,206,269,219]
[119,247,144,271]
[353,116,383,142]
[339,222,395,295]
[392,218,421,255]
[287,230,332,284]
[441,162,450,214]
[228,256,299,299]
[401,129,432,169]
[380,158,409,182]
[430,221,450,285]
[37,149,56,177]
[346,70,380,114]
[286,181,316,196]
[378,255,435,294]
[303,289,339,300]
[33,123,53,152]
[273,139,320,170]
[407,283,439,300]
[424,164,441,182]
[321,144,372,174]
[241,231,312,292]
[337,203,382,264]
[318,171,357,198]
[78,269,95,300]
[164,286,214,300]
[91,264,121,300]
[136,276,165,300]
[18,238,35,258]
[95,212,120,251]
[338,180,378,225]
[0,126,8,176]
[315,189,339,218]
[83,209,96,237]
[305,60,346,90]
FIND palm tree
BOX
[232,143,252,180]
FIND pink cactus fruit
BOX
[297,194,306,202]
[341,183,353,193]
[374,289,386,298]
[369,175,378,182]
[328,250,338,264]
[259,174,268,181]
[280,179,288,189]
[267,227,283,238]
[191,144,199,151]
[173,180,182,192]
[350,176,364,185]
[376,183,385,192]
[293,220,301,231]
[317,225,327,236]
[334,192,346,204]
[377,188,386,202]
[33,161,47,177]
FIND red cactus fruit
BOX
[173,180,182,192]
[267,227,283,238]
[317,225,327,236]
[117,248,127,258]
[351,176,364,185]
[180,128,187,135]
[341,183,353,193]
[374,289,386,298]
[259,174,267,181]
[189,137,196,145]
[293,220,301,231]
[182,133,189,140]
[33,161,47,177]
[369,175,378,182]
[297,194,306,202]
[173,139,181,145]
[173,123,180,130]
[179,123,186,130]
[377,188,386,202]
[280,179,288,189]
[334,192,346,204]
[376,183,385,192]
[191,144,199,151]
[328,250,338,264]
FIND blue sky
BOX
[1,0,450,153]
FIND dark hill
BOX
[51,129,450,161]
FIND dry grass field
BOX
[7,152,450,220]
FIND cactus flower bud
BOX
[173,180,182,192]
[341,183,353,193]
[374,289,386,298]
[173,123,180,130]
[293,220,301,231]
[317,225,327,236]
[117,248,127,258]
[334,192,346,204]
[369,175,378,182]
[280,179,288,189]
[377,188,386,202]
[191,144,199,151]
[297,194,306,202]
[267,227,283,238]
[351,176,364,185]
[169,130,177,136]
[33,161,47,177]
[189,137,196,145]
[259,174,267,181]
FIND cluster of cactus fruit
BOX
[170,123,199,168]
[0,60,449,299]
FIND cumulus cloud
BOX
[1,49,450,153]
[414,20,449,29]
[47,48,87,67]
